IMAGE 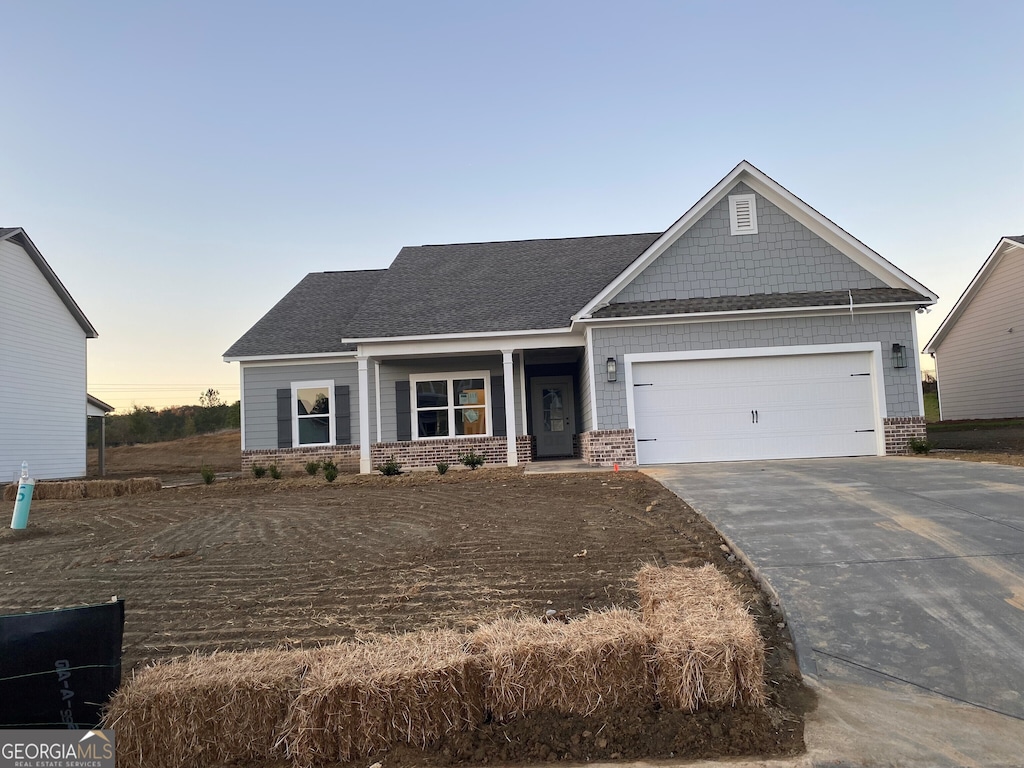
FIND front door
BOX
[531,376,575,458]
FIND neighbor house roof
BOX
[223,269,386,358]
[592,288,932,319]
[342,233,662,340]
[924,235,1024,353]
[1,227,98,337]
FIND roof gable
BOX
[578,161,937,319]
[342,233,660,340]
[924,236,1024,353]
[0,228,98,338]
[223,269,386,358]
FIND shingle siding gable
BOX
[613,182,887,305]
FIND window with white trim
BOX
[292,380,335,446]
[410,371,490,439]
[729,193,758,235]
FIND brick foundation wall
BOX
[883,416,927,455]
[580,429,637,467]
[242,445,361,475]
[371,436,534,470]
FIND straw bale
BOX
[83,480,126,498]
[103,648,310,768]
[284,629,484,767]
[468,607,655,721]
[36,481,88,500]
[636,564,767,711]
[125,476,162,494]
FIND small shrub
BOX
[304,461,321,476]
[269,464,282,480]
[251,465,267,479]
[436,461,449,475]
[460,451,484,470]
[201,466,215,485]
[322,460,338,483]
[908,437,932,455]
[376,455,403,476]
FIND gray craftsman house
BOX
[224,161,936,474]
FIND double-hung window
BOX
[292,381,335,446]
[410,371,490,439]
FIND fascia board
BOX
[357,331,584,359]
[225,351,358,364]
[343,326,571,345]
[924,237,1020,353]
[4,228,99,338]
[578,300,930,329]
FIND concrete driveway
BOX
[645,457,1024,767]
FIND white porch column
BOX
[357,356,372,474]
[502,350,518,466]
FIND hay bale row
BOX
[104,649,309,768]
[2,477,161,502]
[285,630,484,766]
[105,566,766,767]
[636,563,767,711]
[467,607,654,719]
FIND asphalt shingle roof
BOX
[223,269,385,357]
[592,288,931,318]
[1009,235,1024,245]
[343,233,662,339]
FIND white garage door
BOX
[631,351,881,465]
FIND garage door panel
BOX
[632,351,880,465]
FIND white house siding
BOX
[616,183,886,303]
[240,360,366,450]
[591,312,920,430]
[0,240,88,480]
[935,251,1024,420]
[376,355,524,443]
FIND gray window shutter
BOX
[334,385,350,445]
[396,380,411,441]
[491,375,506,437]
[276,389,292,448]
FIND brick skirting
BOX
[579,429,637,467]
[883,416,927,455]
[242,445,360,475]
[370,435,534,470]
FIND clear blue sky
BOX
[2,1,1021,411]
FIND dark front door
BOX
[531,376,575,458]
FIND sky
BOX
[1,1,1021,412]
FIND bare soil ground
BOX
[1,462,809,764]
[87,430,242,478]
[926,421,1024,468]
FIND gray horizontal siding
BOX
[592,312,920,430]
[242,361,368,450]
[936,252,1024,419]
[615,182,886,304]
[377,355,523,442]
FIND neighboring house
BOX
[224,161,936,474]
[923,236,1024,420]
[1,228,98,480]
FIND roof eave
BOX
[924,237,1022,354]
[579,299,933,326]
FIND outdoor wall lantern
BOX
[891,343,907,369]
[606,357,618,382]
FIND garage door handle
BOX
[751,409,759,423]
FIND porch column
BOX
[358,356,372,474]
[502,350,517,466]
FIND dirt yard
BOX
[1,467,808,764]
[926,421,1024,467]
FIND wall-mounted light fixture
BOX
[606,357,617,382]
[891,343,907,369]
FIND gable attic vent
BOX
[729,194,758,235]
